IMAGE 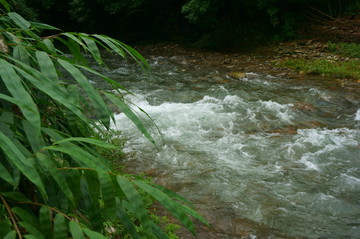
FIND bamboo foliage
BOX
[0,3,207,238]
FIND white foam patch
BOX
[355,109,360,121]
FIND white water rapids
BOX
[97,56,360,238]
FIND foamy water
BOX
[103,56,360,239]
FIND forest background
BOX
[16,0,360,49]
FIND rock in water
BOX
[228,71,246,79]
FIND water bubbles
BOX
[108,57,360,239]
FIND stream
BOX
[95,55,360,239]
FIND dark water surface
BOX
[96,55,360,239]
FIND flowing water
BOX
[96,55,360,239]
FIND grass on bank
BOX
[327,42,360,58]
[281,42,360,79]
[281,58,360,79]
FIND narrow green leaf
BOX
[54,213,67,239]
[46,144,109,170]
[82,228,108,239]
[108,38,149,69]
[105,92,155,145]
[0,131,46,200]
[1,192,31,202]
[0,59,40,135]
[122,42,149,68]
[80,177,103,230]
[79,34,103,65]
[151,222,169,239]
[22,119,44,153]
[98,172,116,219]
[115,198,140,239]
[69,220,85,239]
[36,153,75,206]
[39,206,52,239]
[8,12,31,30]
[12,207,38,227]
[0,162,16,187]
[0,0,11,12]
[8,57,88,125]
[23,235,39,239]
[58,58,111,127]
[134,180,196,235]
[35,51,59,83]
[152,183,193,208]
[54,137,118,149]
[13,45,30,65]
[56,37,87,65]
[76,63,130,93]
[18,222,44,239]
[116,175,152,233]
[92,34,125,58]
[3,230,16,239]
[62,33,87,49]
[42,39,56,53]
[29,21,61,31]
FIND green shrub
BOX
[328,42,360,58]
[0,1,207,238]
[281,58,360,79]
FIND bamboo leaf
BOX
[12,207,38,227]
[58,58,111,127]
[115,198,140,239]
[29,21,60,31]
[0,131,46,200]
[79,34,103,65]
[150,222,169,239]
[80,177,103,230]
[76,63,131,93]
[36,153,75,206]
[42,39,56,53]
[92,34,125,58]
[0,59,40,136]
[0,0,11,12]
[105,92,155,145]
[18,222,44,239]
[54,137,118,149]
[8,58,89,125]
[116,175,152,233]
[98,172,116,219]
[62,32,87,49]
[108,38,149,69]
[39,206,52,239]
[1,192,31,202]
[8,12,30,30]
[54,213,67,239]
[3,231,16,239]
[56,37,87,65]
[82,228,108,239]
[35,51,59,83]
[69,220,85,239]
[22,119,44,153]
[134,180,196,235]
[46,144,109,171]
[13,45,31,65]
[0,162,17,187]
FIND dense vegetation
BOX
[17,0,360,48]
[0,1,206,238]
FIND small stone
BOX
[228,71,246,79]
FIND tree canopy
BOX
[20,0,360,48]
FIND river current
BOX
[96,55,360,239]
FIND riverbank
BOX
[135,15,360,86]
[128,16,360,239]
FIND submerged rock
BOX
[228,71,246,79]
